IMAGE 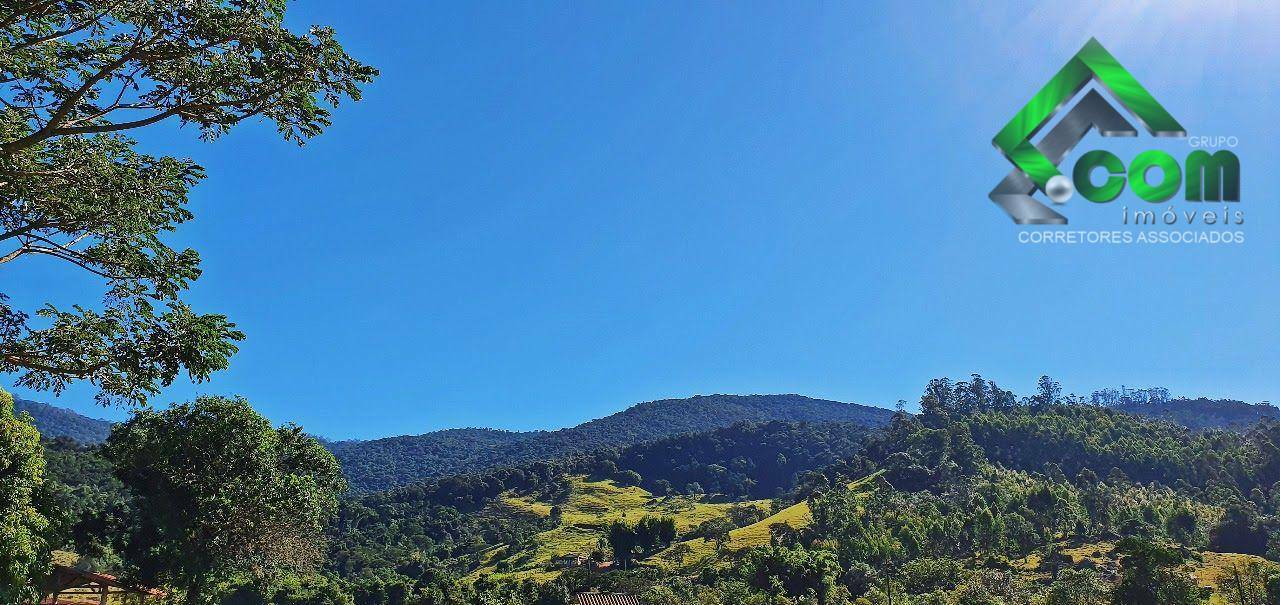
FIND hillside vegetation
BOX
[328,394,894,492]
[326,419,875,579]
[1110,397,1279,430]
[33,377,1280,605]
[648,472,883,571]
[15,398,111,444]
[23,391,1280,494]
[469,476,772,581]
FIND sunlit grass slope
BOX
[1020,540,1277,604]
[649,471,883,570]
[469,475,769,581]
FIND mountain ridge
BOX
[328,394,895,492]
[13,397,113,444]
[20,392,1279,495]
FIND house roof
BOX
[575,593,639,605]
[41,564,165,602]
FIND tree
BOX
[634,516,677,551]
[693,517,735,551]
[667,542,692,564]
[1110,538,1201,605]
[220,574,354,605]
[104,396,346,603]
[616,469,642,486]
[1218,562,1280,605]
[0,388,48,605]
[1211,501,1269,555]
[738,546,843,603]
[1,0,376,406]
[1033,376,1062,409]
[606,521,638,569]
[1045,568,1108,605]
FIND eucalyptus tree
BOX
[0,0,376,406]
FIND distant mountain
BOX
[17,390,1276,493]
[1110,397,1278,430]
[14,398,113,444]
[328,394,895,493]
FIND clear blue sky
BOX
[8,1,1279,439]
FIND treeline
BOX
[626,376,1280,605]
[611,421,870,499]
[343,374,1280,605]
[50,417,859,590]
[35,375,1280,605]
[330,395,892,492]
[14,399,112,444]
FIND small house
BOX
[39,565,164,604]
[574,592,640,605]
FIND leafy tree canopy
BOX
[0,0,376,406]
[104,395,347,603]
[0,388,48,605]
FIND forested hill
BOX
[14,398,112,444]
[328,394,894,492]
[1108,397,1278,429]
[20,391,1277,494]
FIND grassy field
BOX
[1194,551,1274,605]
[472,473,1278,602]
[1022,540,1277,604]
[469,475,769,581]
[648,471,884,571]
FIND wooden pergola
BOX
[38,565,163,605]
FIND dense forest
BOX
[14,399,112,445]
[23,391,1275,495]
[326,394,894,492]
[26,375,1280,605]
[326,420,877,579]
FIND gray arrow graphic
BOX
[990,90,1138,224]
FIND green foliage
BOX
[35,374,1280,605]
[688,516,735,550]
[329,395,892,492]
[0,388,48,605]
[105,396,346,603]
[898,557,963,595]
[736,545,844,603]
[1216,561,1280,605]
[611,420,873,499]
[1044,569,1108,605]
[607,517,677,566]
[1110,538,1202,605]
[1108,395,1279,430]
[0,0,375,406]
[616,470,643,487]
[39,436,133,569]
[220,574,354,605]
[13,397,112,443]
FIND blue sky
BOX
[7,1,1279,439]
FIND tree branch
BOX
[7,9,109,52]
[0,26,154,153]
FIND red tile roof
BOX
[575,593,639,605]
